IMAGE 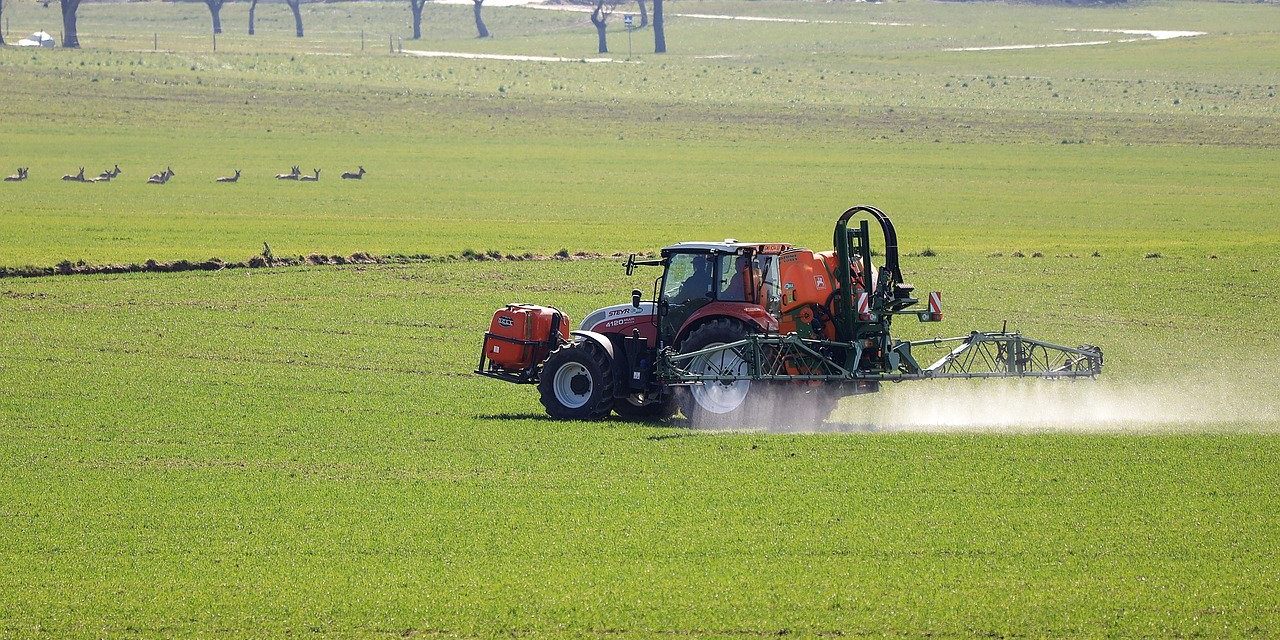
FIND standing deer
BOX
[4,168,28,182]
[62,167,86,182]
[276,166,301,180]
[216,170,241,183]
[299,168,320,182]
[147,167,174,184]
[340,166,366,180]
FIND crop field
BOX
[2,0,1279,637]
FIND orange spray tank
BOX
[776,249,874,339]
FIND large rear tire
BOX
[538,340,615,420]
[676,319,756,427]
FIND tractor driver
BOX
[664,253,714,306]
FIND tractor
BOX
[476,205,1103,425]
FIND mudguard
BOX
[570,330,615,359]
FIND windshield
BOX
[662,253,713,305]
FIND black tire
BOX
[675,319,756,427]
[538,340,616,420]
[613,393,678,421]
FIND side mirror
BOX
[631,289,642,308]
[624,253,637,276]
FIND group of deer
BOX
[59,165,123,183]
[276,166,320,182]
[276,165,366,181]
[8,165,366,184]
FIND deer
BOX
[147,167,174,184]
[276,165,302,180]
[299,168,320,182]
[62,167,86,182]
[216,170,241,183]
[4,168,27,182]
[340,166,366,180]
[97,164,122,181]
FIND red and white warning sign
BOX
[928,291,943,319]
[857,291,871,320]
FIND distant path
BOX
[947,28,1206,51]
[402,49,634,63]
[509,2,915,25]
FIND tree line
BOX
[39,0,668,54]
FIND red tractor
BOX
[477,206,1102,425]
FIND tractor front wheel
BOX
[539,340,616,420]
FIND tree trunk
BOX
[590,1,608,53]
[637,0,647,28]
[206,0,224,35]
[410,0,423,40]
[248,0,257,35]
[472,0,488,38]
[287,0,303,38]
[652,0,664,53]
[60,0,80,48]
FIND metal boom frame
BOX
[659,331,1102,385]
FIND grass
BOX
[1,0,1279,637]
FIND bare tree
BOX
[472,0,489,38]
[409,0,427,39]
[589,0,619,54]
[637,0,647,28]
[60,0,82,48]
[286,0,304,37]
[205,0,225,34]
[652,0,664,52]
[248,0,258,34]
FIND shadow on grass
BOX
[477,412,561,422]
[476,412,694,436]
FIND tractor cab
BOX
[632,241,790,348]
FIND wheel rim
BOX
[552,362,593,409]
[689,342,750,414]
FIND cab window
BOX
[717,254,753,302]
[662,253,713,305]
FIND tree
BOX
[205,0,225,34]
[637,0,648,28]
[409,0,427,40]
[60,0,82,48]
[472,0,489,38]
[589,0,619,54]
[651,0,664,52]
[285,0,304,37]
[248,0,258,34]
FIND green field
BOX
[2,0,1279,636]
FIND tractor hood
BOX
[580,302,657,332]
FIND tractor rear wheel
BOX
[676,319,756,427]
[538,340,615,420]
